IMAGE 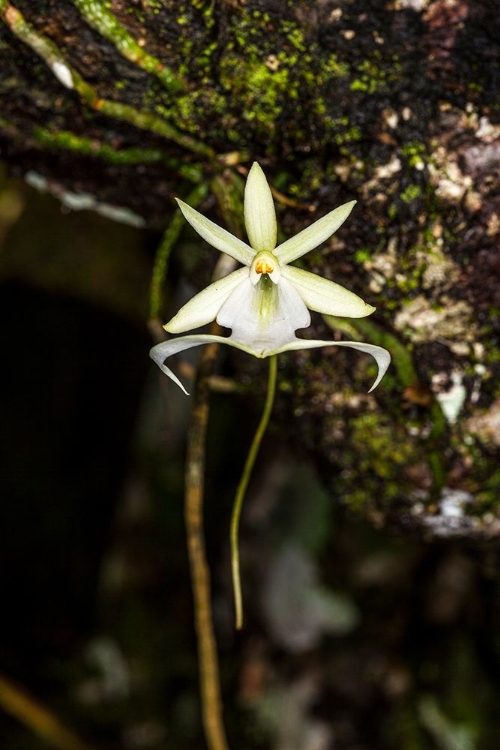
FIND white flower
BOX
[150,163,390,394]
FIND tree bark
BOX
[2,0,500,537]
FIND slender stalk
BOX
[231,355,278,630]
[0,674,93,750]
[185,334,229,750]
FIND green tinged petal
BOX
[165,267,249,333]
[274,200,356,265]
[281,265,375,318]
[244,162,277,252]
[176,199,254,266]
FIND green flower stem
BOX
[231,354,278,630]
[149,182,209,321]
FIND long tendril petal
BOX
[230,354,278,630]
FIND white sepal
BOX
[176,199,254,266]
[165,266,249,333]
[281,265,375,318]
[271,338,391,392]
[274,200,356,265]
[244,162,277,252]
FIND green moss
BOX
[220,56,292,130]
[401,184,422,203]
[323,315,448,494]
[474,469,500,511]
[142,0,163,10]
[99,99,214,156]
[402,140,428,168]
[322,53,349,78]
[279,22,307,52]
[388,203,398,220]
[340,413,417,510]
[2,2,215,159]
[72,0,185,92]
[353,414,414,476]
[349,56,404,95]
[355,248,372,264]
[350,78,370,93]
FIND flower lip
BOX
[250,250,281,285]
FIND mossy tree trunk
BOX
[2,0,500,536]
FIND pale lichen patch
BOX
[429,155,472,202]
[417,243,461,291]
[466,399,500,449]
[420,488,476,538]
[433,371,467,424]
[394,296,476,347]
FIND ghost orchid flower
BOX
[150,163,390,394]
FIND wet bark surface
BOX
[2,1,500,537]
[1,2,500,748]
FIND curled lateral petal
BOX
[150,334,267,394]
[244,162,277,253]
[176,199,255,266]
[281,265,375,318]
[150,335,390,394]
[274,200,356,265]
[165,267,249,334]
[271,339,391,392]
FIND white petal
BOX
[150,334,267,394]
[176,199,254,266]
[281,265,375,318]
[274,200,356,265]
[217,275,310,352]
[271,339,391,392]
[244,163,277,252]
[151,333,390,394]
[165,267,249,333]
[277,277,311,338]
[216,276,256,342]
